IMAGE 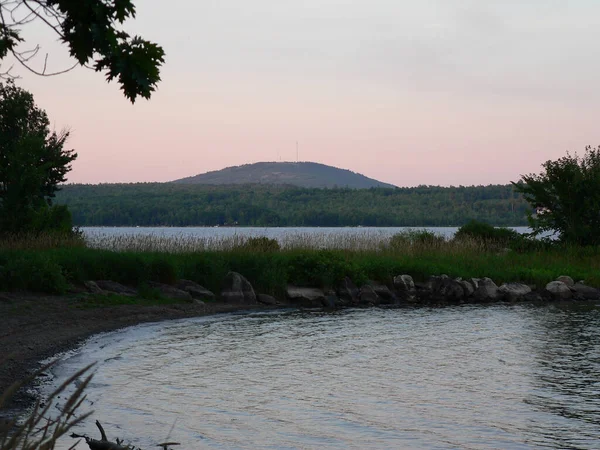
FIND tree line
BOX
[55,183,531,227]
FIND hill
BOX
[55,183,530,227]
[171,162,396,189]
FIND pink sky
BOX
[8,1,600,187]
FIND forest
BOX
[55,183,531,227]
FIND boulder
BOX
[257,294,279,305]
[94,280,137,297]
[556,275,575,287]
[393,274,417,302]
[371,284,397,305]
[545,281,572,300]
[359,285,380,305]
[148,282,193,301]
[337,277,359,306]
[457,279,476,298]
[498,283,532,302]
[571,283,600,300]
[428,275,465,303]
[84,280,105,295]
[221,272,257,304]
[286,286,326,307]
[472,277,501,302]
[324,289,338,308]
[176,279,216,301]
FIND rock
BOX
[498,283,532,302]
[472,277,501,302]
[337,277,359,306]
[393,274,417,302]
[221,272,257,304]
[428,275,465,303]
[94,280,138,296]
[522,291,544,302]
[359,285,380,305]
[148,282,193,301]
[371,284,397,305]
[257,293,279,305]
[457,279,476,298]
[176,279,216,301]
[571,283,600,300]
[556,275,575,287]
[324,289,338,308]
[286,286,325,307]
[193,299,206,306]
[84,281,105,295]
[545,281,572,300]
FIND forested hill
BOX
[171,162,396,189]
[55,184,531,227]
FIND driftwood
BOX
[71,420,180,450]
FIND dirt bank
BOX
[0,291,271,415]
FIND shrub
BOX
[239,236,281,252]
[454,220,521,247]
[0,252,68,294]
[389,230,445,250]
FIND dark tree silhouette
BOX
[0,0,164,102]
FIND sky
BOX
[7,0,600,186]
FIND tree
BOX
[0,79,76,234]
[0,0,164,103]
[513,146,600,245]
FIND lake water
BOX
[48,304,600,449]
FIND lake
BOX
[48,304,600,449]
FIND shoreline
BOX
[0,291,274,418]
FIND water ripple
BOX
[48,305,600,449]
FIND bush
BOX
[0,252,68,294]
[389,230,445,249]
[239,236,281,252]
[454,220,521,246]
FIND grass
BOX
[1,230,600,296]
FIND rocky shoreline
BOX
[1,271,598,419]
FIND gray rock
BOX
[393,274,417,302]
[556,275,575,287]
[84,280,105,295]
[337,277,359,306]
[428,275,465,303]
[94,280,138,297]
[148,282,193,301]
[473,277,501,302]
[193,299,206,306]
[176,279,216,301]
[545,281,572,300]
[359,285,380,305]
[571,283,600,300]
[498,283,532,302]
[257,293,279,305]
[221,272,257,304]
[324,289,338,308]
[371,284,397,305]
[286,286,325,307]
[457,279,476,298]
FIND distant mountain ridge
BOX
[171,161,396,189]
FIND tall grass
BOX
[2,229,600,296]
[2,241,600,296]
